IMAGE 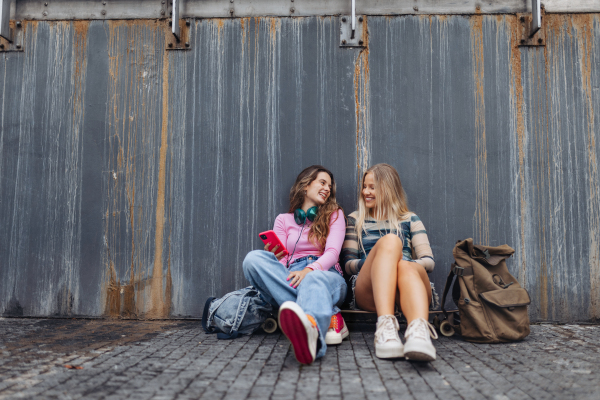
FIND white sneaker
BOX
[374,315,404,358]
[278,301,319,365]
[403,317,438,362]
[325,312,349,345]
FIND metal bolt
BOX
[290,7,294,13]
[168,43,173,47]
[16,21,22,28]
[520,16,525,22]
[358,16,363,22]
[538,38,543,44]
[43,11,48,16]
[413,6,418,11]
[230,9,234,15]
[342,39,347,45]
[101,10,106,15]
[342,17,346,22]
[162,0,165,3]
[103,1,106,5]
[16,44,21,49]
[230,0,233,2]
[186,21,190,26]
[358,40,363,45]
[44,2,48,6]
[185,42,190,47]
[160,10,165,15]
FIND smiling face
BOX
[303,171,332,209]
[362,172,377,215]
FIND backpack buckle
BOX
[452,265,465,276]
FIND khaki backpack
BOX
[441,239,531,343]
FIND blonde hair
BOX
[355,163,410,251]
[288,165,342,251]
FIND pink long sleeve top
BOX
[273,209,346,274]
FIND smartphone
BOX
[259,230,289,256]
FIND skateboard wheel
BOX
[432,315,441,329]
[262,318,277,333]
[439,320,455,337]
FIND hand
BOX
[287,268,312,288]
[264,242,286,261]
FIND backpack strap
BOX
[441,265,457,317]
[202,297,217,333]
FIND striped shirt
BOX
[340,211,435,276]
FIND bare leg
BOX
[396,260,431,323]
[354,234,431,320]
[354,234,403,316]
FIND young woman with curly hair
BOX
[243,165,348,364]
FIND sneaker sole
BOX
[325,325,349,345]
[279,308,314,365]
[375,345,404,359]
[404,350,436,362]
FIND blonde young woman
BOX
[341,163,439,361]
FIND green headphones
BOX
[294,206,318,225]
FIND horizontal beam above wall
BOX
[12,0,600,21]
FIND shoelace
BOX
[329,314,339,330]
[376,316,400,343]
[405,318,439,341]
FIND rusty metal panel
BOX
[0,14,599,322]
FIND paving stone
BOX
[1,320,600,399]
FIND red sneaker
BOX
[278,302,319,364]
[325,312,349,345]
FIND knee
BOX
[302,270,327,286]
[377,234,403,252]
[243,250,266,275]
[397,260,420,278]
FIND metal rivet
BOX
[186,21,190,26]
[538,38,543,44]
[230,0,233,2]
[230,9,234,15]
[342,39,347,45]
[101,10,106,15]
[44,2,48,6]
[413,6,418,11]
[162,0,165,3]
[185,42,190,47]
[290,7,294,13]
[161,10,165,15]
[103,1,106,5]
[358,39,363,45]
[342,17,346,22]
[16,44,21,49]
[168,43,173,47]
[16,21,22,28]
[476,5,481,11]
[43,11,48,16]
[291,0,294,2]
[358,16,363,22]
[520,16,525,22]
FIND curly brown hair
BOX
[288,165,343,251]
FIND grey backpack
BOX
[202,286,274,339]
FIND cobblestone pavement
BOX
[1,318,599,400]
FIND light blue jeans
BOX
[243,250,347,359]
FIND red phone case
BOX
[259,230,289,256]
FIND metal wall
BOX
[1,14,599,322]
